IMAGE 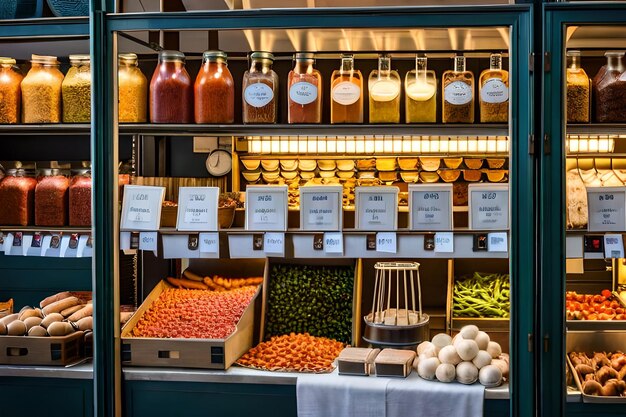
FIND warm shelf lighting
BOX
[567,135,616,154]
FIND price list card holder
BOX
[299,185,343,231]
[355,186,399,231]
[245,185,289,231]
[408,184,453,231]
[120,185,165,254]
[468,184,509,230]
[586,187,626,232]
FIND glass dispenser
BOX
[331,54,363,124]
[405,56,437,123]
[442,55,474,123]
[565,50,590,123]
[479,53,509,123]
[593,51,626,123]
[369,55,401,123]
[288,52,323,124]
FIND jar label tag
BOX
[244,82,274,108]
[444,80,473,105]
[289,82,318,105]
[480,78,509,104]
[332,81,360,106]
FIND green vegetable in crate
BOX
[265,264,354,344]
[453,272,510,318]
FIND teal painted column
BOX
[91,1,120,416]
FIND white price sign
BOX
[587,187,626,232]
[300,186,342,231]
[176,187,219,231]
[264,232,285,255]
[356,187,398,231]
[324,232,344,254]
[376,232,397,253]
[469,184,509,230]
[604,234,625,259]
[199,232,219,254]
[488,232,508,253]
[409,184,453,231]
[246,186,288,231]
[434,232,454,253]
[120,185,165,231]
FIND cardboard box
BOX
[0,331,84,366]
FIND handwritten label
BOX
[488,232,508,252]
[199,232,219,254]
[301,189,341,230]
[264,232,285,255]
[481,78,509,104]
[444,81,473,105]
[376,232,397,253]
[470,187,509,230]
[121,185,165,231]
[332,81,360,106]
[244,83,274,108]
[410,187,452,230]
[184,200,209,224]
[363,195,387,225]
[177,187,219,231]
[247,187,288,231]
[587,189,626,232]
[434,232,454,253]
[128,192,152,223]
[604,234,625,258]
[139,232,158,251]
[324,232,344,254]
[289,82,318,105]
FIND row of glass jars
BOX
[566,50,626,123]
[151,50,509,124]
[0,168,91,227]
[0,53,147,124]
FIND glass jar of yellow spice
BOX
[405,56,437,123]
[118,53,147,123]
[21,55,64,124]
[62,55,91,123]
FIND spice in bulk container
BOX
[479,53,509,123]
[288,52,322,124]
[442,55,474,123]
[62,54,91,123]
[369,54,401,123]
[149,50,193,123]
[330,54,363,124]
[0,169,37,226]
[242,52,279,124]
[566,50,590,123]
[194,50,235,124]
[405,56,437,123]
[21,55,64,123]
[35,168,69,227]
[0,57,23,124]
[69,169,91,226]
[593,51,626,123]
[118,53,148,123]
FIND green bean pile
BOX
[452,272,510,318]
[265,264,354,344]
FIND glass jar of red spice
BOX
[194,51,234,124]
[35,169,69,227]
[243,52,279,124]
[150,50,193,123]
[0,57,23,124]
[0,169,37,226]
[288,52,322,124]
[69,169,91,227]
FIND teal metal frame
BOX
[542,3,626,416]
[92,5,535,417]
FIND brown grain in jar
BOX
[35,169,69,227]
[69,170,91,227]
[21,55,64,124]
[0,57,23,124]
[0,169,37,226]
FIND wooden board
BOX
[0,331,84,366]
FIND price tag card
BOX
[139,232,158,252]
[376,232,397,253]
[245,185,288,231]
[604,234,625,258]
[488,232,508,252]
[199,232,219,254]
[408,184,453,231]
[324,232,344,254]
[120,185,165,231]
[587,187,626,232]
[264,232,285,256]
[300,186,343,231]
[58,235,71,258]
[176,187,219,231]
[355,186,399,231]
[77,235,90,258]
[434,232,454,253]
[468,184,509,230]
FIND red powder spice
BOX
[35,173,69,227]
[194,51,234,124]
[150,51,193,124]
[0,171,37,226]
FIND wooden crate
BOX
[122,259,266,370]
[260,258,362,346]
[0,331,84,366]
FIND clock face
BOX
[206,149,232,177]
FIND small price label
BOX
[434,232,454,253]
[376,232,397,253]
[488,232,508,253]
[324,232,343,254]
[246,186,288,231]
[588,189,626,232]
[139,232,158,251]
[604,234,624,259]
[199,232,219,254]
[264,232,285,255]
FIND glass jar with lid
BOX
[0,168,37,226]
[119,53,148,123]
[62,54,91,123]
[593,51,626,123]
[288,52,322,124]
[149,50,193,123]
[243,52,279,124]
[35,168,69,227]
[69,169,91,227]
[566,51,590,123]
[479,53,509,123]
[194,50,235,124]
[442,55,474,123]
[405,56,437,123]
[369,54,401,123]
[331,54,363,124]
[21,55,64,124]
[0,57,23,124]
